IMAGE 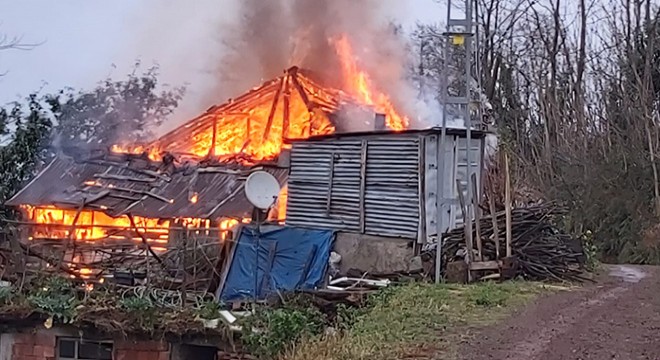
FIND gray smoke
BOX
[125,0,439,133]
[206,0,420,122]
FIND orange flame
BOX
[332,35,409,131]
[22,206,241,245]
[109,35,409,163]
[189,192,199,204]
[110,144,160,161]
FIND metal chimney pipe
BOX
[374,113,386,131]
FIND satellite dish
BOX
[245,171,281,210]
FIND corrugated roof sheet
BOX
[7,154,288,219]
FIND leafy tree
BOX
[53,66,184,147]
[0,66,184,222]
[0,95,54,219]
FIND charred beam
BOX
[262,76,286,142]
[282,76,291,140]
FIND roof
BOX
[6,153,288,219]
[150,66,344,159]
[285,126,490,144]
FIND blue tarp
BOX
[219,225,335,302]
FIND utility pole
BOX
[435,0,484,283]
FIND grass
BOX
[283,281,558,360]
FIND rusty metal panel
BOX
[362,136,420,239]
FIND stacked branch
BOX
[439,204,588,282]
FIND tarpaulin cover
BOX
[220,225,335,302]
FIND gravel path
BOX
[462,265,660,360]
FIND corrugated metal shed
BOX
[286,127,486,242]
[7,153,288,219]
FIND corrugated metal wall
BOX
[423,134,484,239]
[287,135,421,239]
[363,138,420,238]
[286,130,485,243]
[287,139,362,231]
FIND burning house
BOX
[0,24,489,358]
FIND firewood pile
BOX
[438,204,588,282]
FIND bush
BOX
[27,276,79,323]
[241,304,326,359]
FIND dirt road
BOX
[463,265,660,360]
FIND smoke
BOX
[203,0,435,130]
[124,0,443,133]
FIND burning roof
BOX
[6,152,287,220]
[116,67,342,163]
[116,60,410,164]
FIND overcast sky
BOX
[0,1,445,123]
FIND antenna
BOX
[244,171,281,210]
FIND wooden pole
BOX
[504,152,512,257]
[282,76,291,140]
[128,214,166,267]
[488,194,500,260]
[471,173,483,261]
[456,179,472,282]
[262,77,285,141]
[208,117,218,157]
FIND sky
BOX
[0,0,445,127]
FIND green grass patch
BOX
[284,281,554,360]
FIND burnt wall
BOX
[334,232,415,275]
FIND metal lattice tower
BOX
[435,0,483,282]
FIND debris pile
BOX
[438,204,588,282]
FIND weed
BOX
[241,304,325,359]
[284,281,550,360]
[467,282,510,307]
[195,300,222,320]
[0,286,14,305]
[119,296,153,312]
[27,276,79,323]
[119,295,157,330]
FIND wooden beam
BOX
[289,70,313,111]
[469,260,501,271]
[127,214,166,267]
[456,179,472,282]
[488,193,500,260]
[282,76,291,140]
[504,152,512,257]
[471,173,483,261]
[262,77,285,141]
[208,116,218,157]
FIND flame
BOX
[110,144,160,161]
[332,35,409,131]
[171,85,334,163]
[189,192,199,204]
[23,205,170,242]
[109,36,409,164]
[220,218,239,231]
[268,185,288,223]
